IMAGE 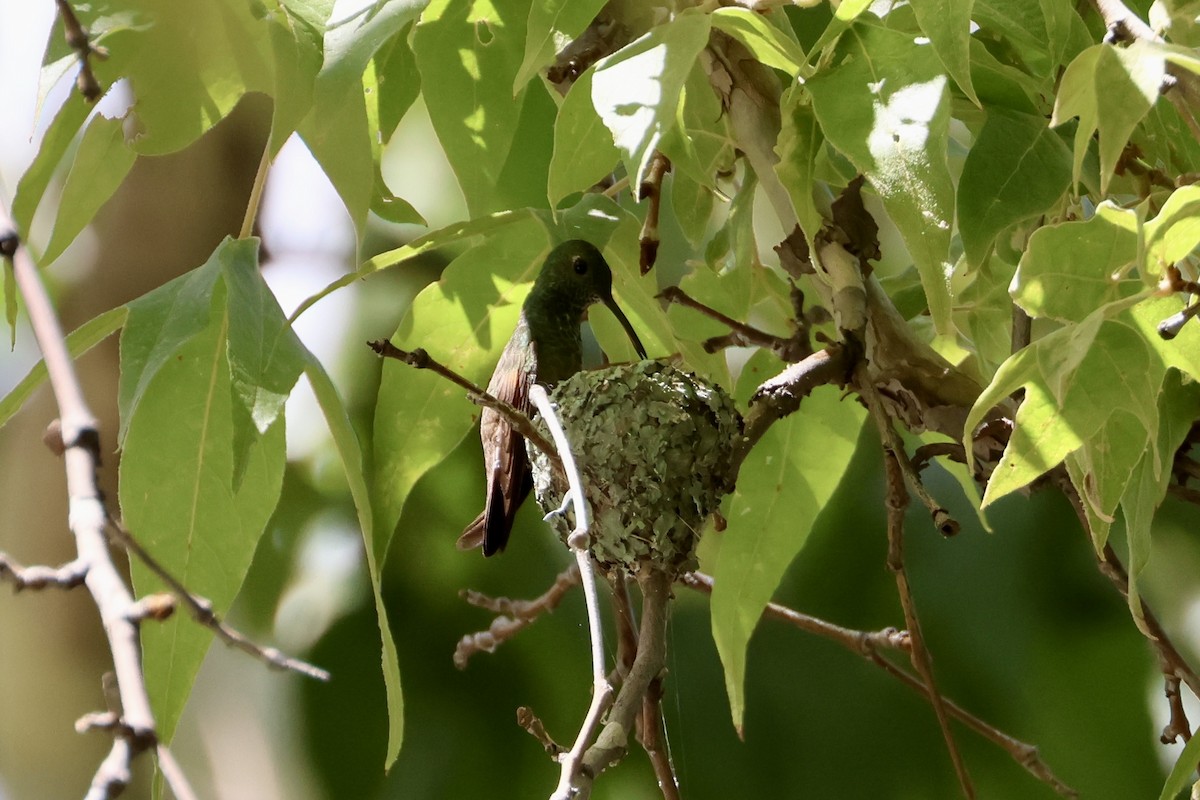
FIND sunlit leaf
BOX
[548,67,619,206]
[302,0,424,235]
[808,22,956,335]
[592,10,711,189]
[710,7,806,76]
[1052,41,1165,193]
[414,0,549,215]
[514,0,607,92]
[910,0,977,104]
[1011,202,1139,322]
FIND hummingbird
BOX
[458,239,648,556]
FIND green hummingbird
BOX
[458,240,648,556]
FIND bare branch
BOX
[368,338,562,469]
[455,563,581,669]
[861,371,973,798]
[0,554,88,590]
[105,515,330,681]
[638,152,671,274]
[680,571,1077,797]
[55,0,108,102]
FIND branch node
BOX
[125,593,176,623]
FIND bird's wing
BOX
[482,363,533,555]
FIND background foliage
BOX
[3,0,1200,797]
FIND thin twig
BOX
[860,370,974,799]
[1161,673,1193,745]
[368,339,561,468]
[680,572,1077,797]
[239,141,272,241]
[105,514,330,681]
[518,707,566,756]
[638,152,671,274]
[454,563,581,669]
[0,554,88,590]
[637,674,681,800]
[55,0,108,102]
[157,743,200,800]
[658,285,809,363]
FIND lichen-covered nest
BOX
[529,361,743,576]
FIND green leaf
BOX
[0,307,127,431]
[514,0,607,92]
[775,86,824,238]
[711,387,865,733]
[1012,202,1140,322]
[375,21,421,143]
[973,312,1164,509]
[265,0,331,152]
[808,22,957,335]
[957,109,1072,268]
[710,7,806,76]
[1120,375,1198,635]
[219,238,306,432]
[118,255,223,445]
[912,0,979,103]
[670,171,715,247]
[910,0,977,104]
[1052,41,1165,193]
[966,37,1043,114]
[302,0,424,235]
[1144,185,1200,274]
[371,218,554,563]
[659,62,735,189]
[300,347,405,767]
[548,67,619,206]
[11,93,90,233]
[415,0,550,215]
[121,294,287,744]
[41,116,136,266]
[592,10,711,188]
[122,0,272,155]
[292,209,540,322]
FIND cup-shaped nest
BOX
[529,361,743,576]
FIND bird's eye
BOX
[572,255,588,275]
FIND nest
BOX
[529,361,743,576]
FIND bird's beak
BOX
[603,294,648,360]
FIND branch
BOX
[531,384,622,800]
[55,0,108,102]
[860,370,973,798]
[569,569,673,799]
[105,515,330,681]
[454,563,581,669]
[680,571,1077,797]
[727,346,851,478]
[368,338,562,469]
[0,554,88,590]
[638,152,670,274]
[658,285,811,362]
[2,200,159,796]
